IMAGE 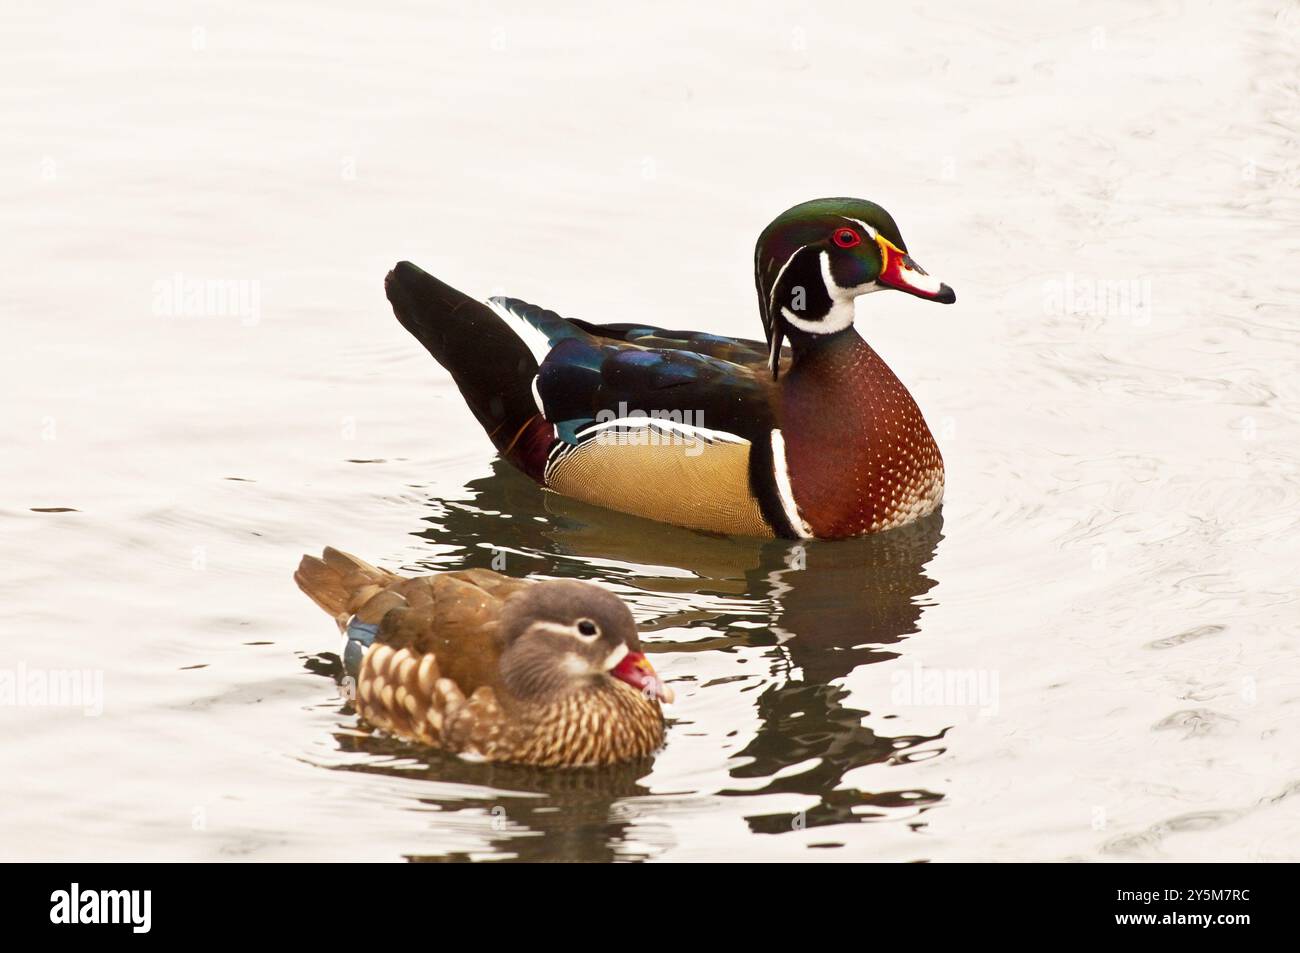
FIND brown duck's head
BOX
[497,580,674,705]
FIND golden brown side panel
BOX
[545,434,774,537]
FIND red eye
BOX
[832,227,861,248]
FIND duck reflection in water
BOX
[307,461,947,858]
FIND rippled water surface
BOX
[4,1,1299,861]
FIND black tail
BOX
[385,262,549,479]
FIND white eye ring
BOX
[575,618,600,640]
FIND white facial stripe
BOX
[843,216,879,240]
[770,228,879,338]
[767,328,782,372]
[528,621,586,640]
[821,250,878,298]
[766,242,814,328]
[770,429,813,538]
[602,642,629,671]
[779,251,874,335]
[781,304,837,333]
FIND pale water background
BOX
[3,1,1298,861]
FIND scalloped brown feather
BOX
[294,549,665,766]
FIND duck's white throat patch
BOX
[780,250,874,335]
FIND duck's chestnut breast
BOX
[778,333,944,538]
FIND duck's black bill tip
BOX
[937,284,956,304]
[383,260,455,343]
[385,261,448,320]
[385,260,425,295]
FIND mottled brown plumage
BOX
[294,548,668,767]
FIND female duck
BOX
[295,548,670,767]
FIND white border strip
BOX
[770,429,813,538]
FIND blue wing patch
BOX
[343,619,379,679]
[490,297,771,451]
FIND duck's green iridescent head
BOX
[754,198,955,377]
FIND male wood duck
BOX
[385,198,955,539]
[295,548,670,767]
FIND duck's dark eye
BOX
[576,619,599,637]
[832,227,861,249]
